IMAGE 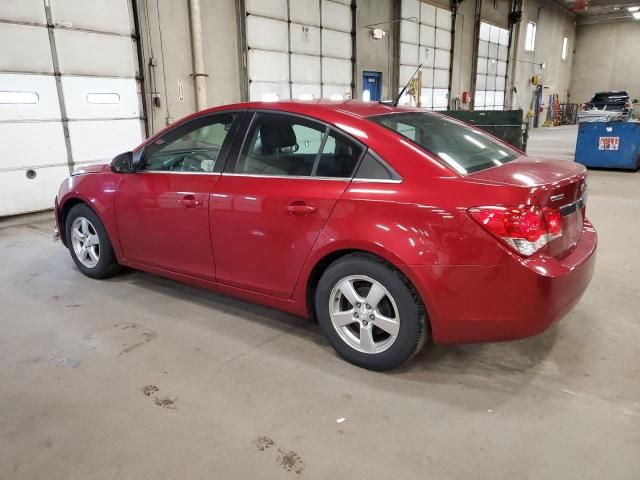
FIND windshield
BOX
[591,92,628,103]
[369,112,520,174]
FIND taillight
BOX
[624,101,631,109]
[469,206,563,256]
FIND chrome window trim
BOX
[351,178,403,184]
[138,170,220,176]
[221,172,351,181]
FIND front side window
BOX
[143,112,237,172]
[234,113,363,178]
[369,112,521,174]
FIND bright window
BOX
[561,36,569,60]
[525,21,536,52]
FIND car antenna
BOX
[391,64,422,107]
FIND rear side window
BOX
[369,112,520,174]
[355,151,401,181]
[235,112,363,178]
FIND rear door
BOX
[115,111,241,279]
[210,111,364,298]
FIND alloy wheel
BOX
[71,216,100,268]
[329,275,400,354]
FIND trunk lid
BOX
[469,157,588,257]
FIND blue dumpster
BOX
[575,121,640,170]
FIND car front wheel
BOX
[315,253,427,370]
[65,203,121,279]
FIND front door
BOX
[115,111,240,279]
[211,111,364,298]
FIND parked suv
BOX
[578,90,636,122]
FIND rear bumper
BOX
[411,221,597,343]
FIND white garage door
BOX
[399,0,452,110]
[245,0,354,101]
[0,0,144,216]
[474,21,509,110]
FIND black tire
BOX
[65,203,122,279]
[315,253,427,371]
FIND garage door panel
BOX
[247,16,288,51]
[435,29,451,50]
[321,1,351,32]
[420,4,436,26]
[400,42,418,66]
[434,68,449,88]
[322,29,351,59]
[433,88,448,109]
[62,77,140,120]
[434,49,450,69]
[68,119,142,163]
[322,58,351,85]
[421,67,434,88]
[0,123,67,170]
[50,0,132,35]
[248,50,289,83]
[0,74,61,121]
[249,81,290,101]
[436,8,451,31]
[402,0,420,20]
[290,24,320,55]
[400,20,418,44]
[0,165,70,216]
[246,0,287,20]
[322,84,351,99]
[0,0,46,24]
[291,55,320,84]
[290,0,320,26]
[292,83,321,100]
[420,25,435,47]
[0,24,53,73]
[55,30,136,77]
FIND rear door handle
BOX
[181,194,203,208]
[287,202,317,215]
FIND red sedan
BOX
[54,100,596,370]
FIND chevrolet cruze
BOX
[55,100,596,370]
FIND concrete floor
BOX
[1,126,639,479]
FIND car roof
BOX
[594,90,628,96]
[215,99,423,119]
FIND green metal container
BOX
[443,110,528,152]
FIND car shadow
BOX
[107,268,564,402]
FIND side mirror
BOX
[633,99,638,104]
[111,151,134,173]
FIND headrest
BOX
[260,120,297,149]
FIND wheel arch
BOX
[58,197,91,246]
[303,246,432,338]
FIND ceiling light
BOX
[634,11,640,18]
[628,6,640,11]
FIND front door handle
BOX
[181,194,203,208]
[287,202,317,215]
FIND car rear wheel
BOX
[315,253,427,370]
[65,203,121,279]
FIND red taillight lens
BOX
[469,206,563,256]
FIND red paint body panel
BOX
[114,172,219,280]
[55,100,597,345]
[210,175,349,298]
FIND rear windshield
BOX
[369,112,520,174]
[591,92,628,103]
